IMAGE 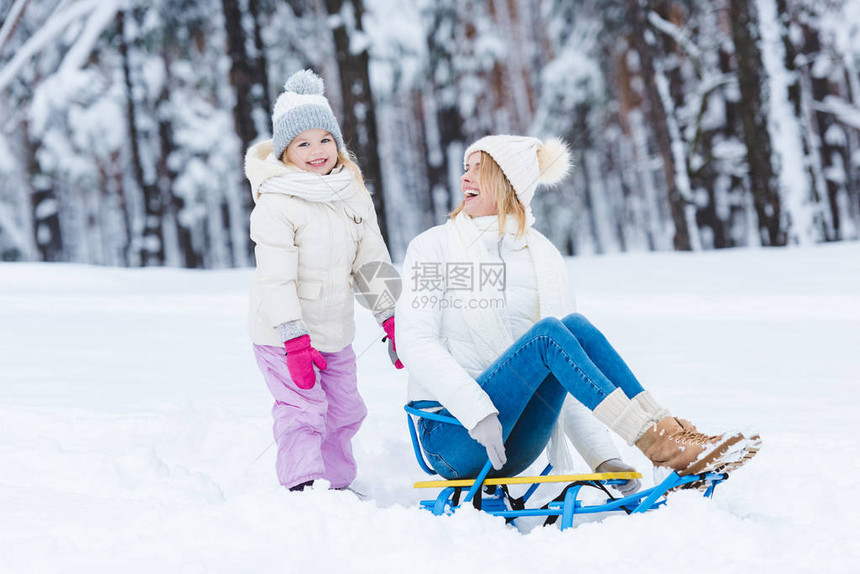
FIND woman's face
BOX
[285,129,338,174]
[461,152,498,217]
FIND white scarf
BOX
[447,212,521,365]
[446,210,577,471]
[257,160,358,203]
[445,209,568,364]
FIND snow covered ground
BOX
[2,242,859,573]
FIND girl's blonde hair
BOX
[451,151,527,237]
[281,146,371,196]
[336,151,371,196]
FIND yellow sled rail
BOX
[414,471,642,489]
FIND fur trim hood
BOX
[245,140,289,203]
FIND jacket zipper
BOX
[324,202,336,332]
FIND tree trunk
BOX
[800,18,845,240]
[575,104,604,253]
[423,3,465,222]
[773,0,827,242]
[221,0,259,263]
[730,0,786,246]
[222,0,259,153]
[155,46,197,269]
[407,92,434,231]
[22,120,63,261]
[118,10,163,266]
[323,0,389,245]
[0,0,32,56]
[248,0,271,126]
[625,0,692,250]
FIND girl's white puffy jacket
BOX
[395,219,620,471]
[246,140,392,352]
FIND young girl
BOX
[396,135,760,487]
[245,70,399,492]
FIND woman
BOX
[395,135,760,485]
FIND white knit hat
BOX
[463,135,572,205]
[272,70,346,159]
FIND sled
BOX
[405,404,729,531]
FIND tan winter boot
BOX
[671,418,763,474]
[635,416,750,476]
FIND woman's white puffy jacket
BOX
[395,220,620,471]
[246,140,392,352]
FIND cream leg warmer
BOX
[592,388,658,445]
[632,390,670,421]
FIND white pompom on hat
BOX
[463,135,572,206]
[272,69,346,159]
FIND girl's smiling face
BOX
[285,129,338,174]
[461,151,498,217]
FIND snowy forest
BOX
[1,0,859,267]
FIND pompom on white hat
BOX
[463,135,572,206]
[272,69,346,159]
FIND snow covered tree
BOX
[2,0,859,265]
[624,0,697,250]
[324,0,389,244]
[731,0,786,246]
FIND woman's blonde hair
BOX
[451,151,527,237]
[281,145,371,196]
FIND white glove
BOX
[595,458,641,496]
[468,414,507,470]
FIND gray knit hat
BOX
[272,70,346,159]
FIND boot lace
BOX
[673,417,720,441]
[670,428,716,446]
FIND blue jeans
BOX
[419,313,646,479]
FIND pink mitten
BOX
[283,335,327,389]
[382,317,404,369]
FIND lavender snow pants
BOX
[253,343,367,490]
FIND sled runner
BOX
[405,404,729,531]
